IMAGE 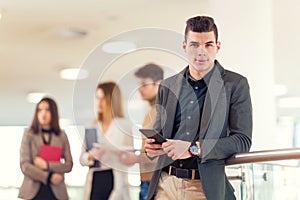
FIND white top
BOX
[80,118,134,200]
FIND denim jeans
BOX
[139,181,151,200]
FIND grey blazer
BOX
[18,129,73,200]
[147,61,252,200]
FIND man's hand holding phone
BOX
[144,138,166,158]
[140,129,168,158]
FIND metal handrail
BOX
[225,148,300,166]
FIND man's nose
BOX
[197,46,207,56]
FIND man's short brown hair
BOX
[135,63,164,82]
[185,16,218,42]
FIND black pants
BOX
[90,169,114,200]
[32,184,57,200]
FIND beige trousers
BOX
[155,172,207,200]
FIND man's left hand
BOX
[162,139,191,160]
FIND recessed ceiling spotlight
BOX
[26,92,48,103]
[47,27,87,39]
[60,68,89,80]
[58,28,87,38]
[102,41,136,54]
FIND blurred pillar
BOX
[207,0,276,150]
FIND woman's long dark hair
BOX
[29,97,61,135]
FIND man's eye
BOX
[190,43,198,47]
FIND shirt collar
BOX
[184,65,214,85]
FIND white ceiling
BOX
[0,0,299,126]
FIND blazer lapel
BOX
[163,69,186,139]
[199,64,224,139]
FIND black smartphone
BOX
[139,128,167,144]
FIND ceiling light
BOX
[278,97,300,108]
[58,28,87,38]
[26,92,48,103]
[60,68,88,80]
[273,84,288,96]
[46,27,87,39]
[102,41,136,54]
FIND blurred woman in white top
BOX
[80,81,133,200]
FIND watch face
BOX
[190,144,200,155]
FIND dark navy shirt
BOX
[171,66,213,169]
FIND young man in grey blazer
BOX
[145,16,252,200]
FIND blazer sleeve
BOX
[200,77,252,162]
[48,131,73,173]
[19,130,49,184]
[139,107,159,167]
[153,83,164,133]
[145,83,165,161]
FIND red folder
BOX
[39,144,62,162]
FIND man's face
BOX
[137,77,159,101]
[183,31,220,75]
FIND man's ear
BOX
[182,40,187,52]
[155,80,162,85]
[216,41,221,52]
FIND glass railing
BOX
[225,148,300,200]
[2,148,300,200]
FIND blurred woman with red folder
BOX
[18,97,73,200]
[80,82,133,200]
